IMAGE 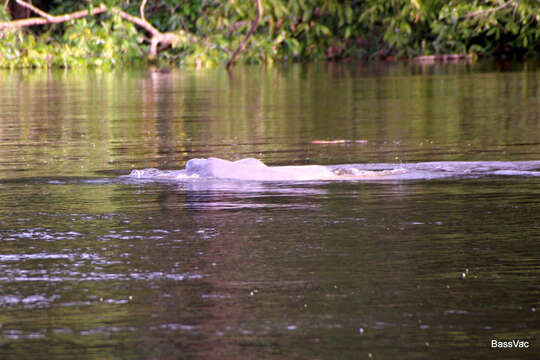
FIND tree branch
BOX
[0,1,196,62]
[112,7,160,37]
[111,8,195,60]
[15,0,52,20]
[140,0,148,22]
[0,2,107,29]
[226,0,262,69]
[466,1,514,19]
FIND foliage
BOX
[433,0,540,57]
[357,0,540,58]
[0,14,144,68]
[0,0,539,68]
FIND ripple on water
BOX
[124,158,540,182]
[0,294,59,307]
[0,253,73,261]
[1,228,83,242]
[0,269,202,283]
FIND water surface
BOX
[0,63,539,359]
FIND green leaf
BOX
[345,6,354,24]
[345,26,352,39]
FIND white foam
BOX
[125,158,540,182]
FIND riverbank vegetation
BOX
[1,0,539,68]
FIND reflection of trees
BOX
[0,69,189,177]
[1,63,538,180]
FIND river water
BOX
[0,62,539,359]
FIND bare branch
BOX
[15,0,54,20]
[112,7,160,37]
[140,0,148,21]
[113,7,201,61]
[0,2,107,29]
[466,1,514,19]
[0,1,196,62]
[15,0,53,20]
[226,0,263,69]
[111,7,195,60]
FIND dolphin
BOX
[185,157,338,181]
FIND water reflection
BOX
[1,63,539,181]
[0,176,538,358]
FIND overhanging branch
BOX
[111,8,195,60]
[0,1,107,29]
[111,7,160,36]
[0,1,195,61]
[226,0,263,69]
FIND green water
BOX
[0,62,538,359]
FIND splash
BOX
[126,158,540,182]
